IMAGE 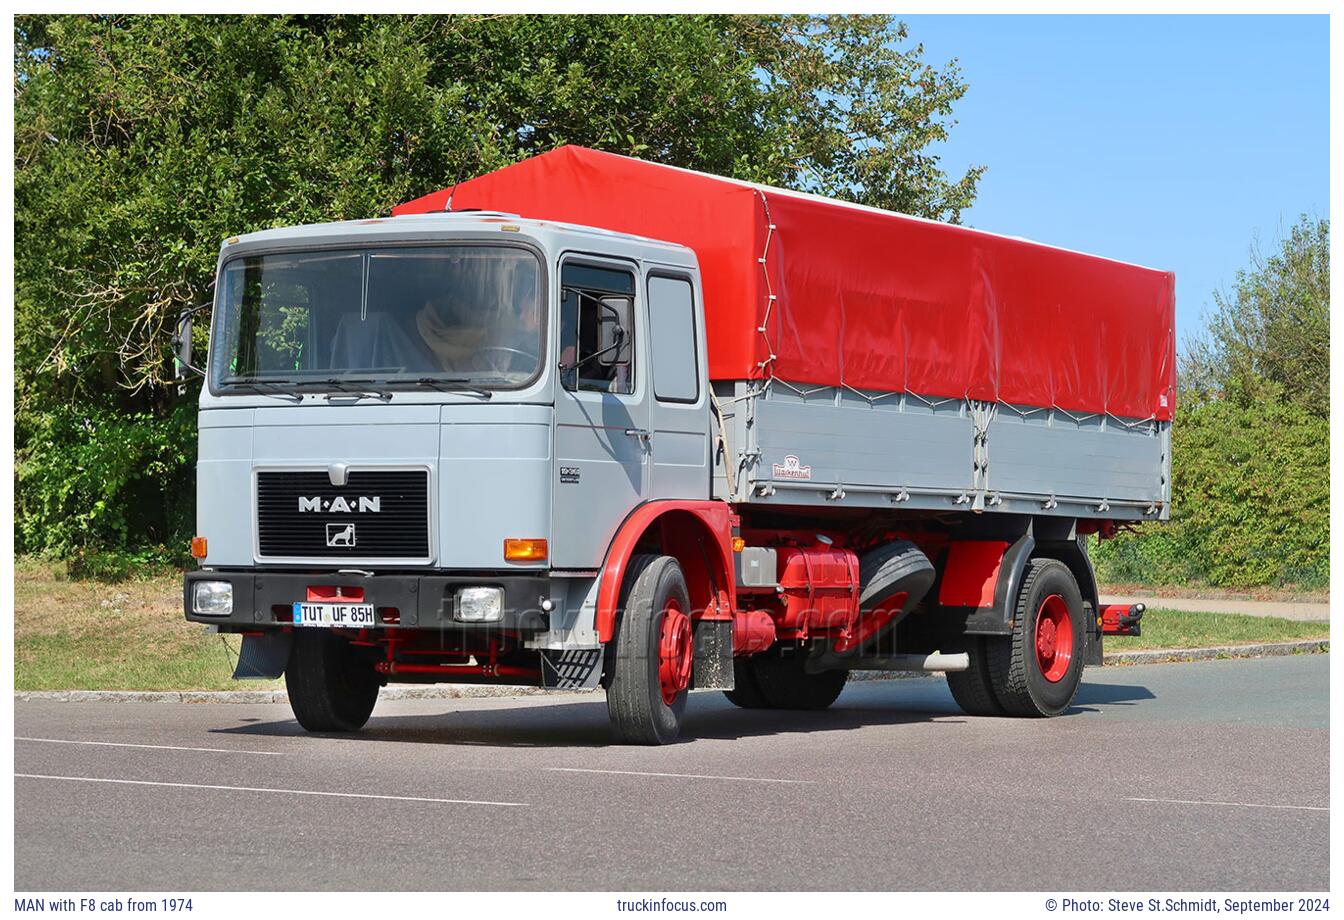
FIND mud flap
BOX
[234,632,292,680]
[540,648,604,690]
[691,619,734,690]
[1084,601,1103,666]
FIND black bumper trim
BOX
[184,570,552,632]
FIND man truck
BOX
[181,145,1169,744]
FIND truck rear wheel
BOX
[723,658,773,709]
[945,637,1006,716]
[726,651,848,710]
[986,558,1086,717]
[606,555,693,745]
[285,630,380,732]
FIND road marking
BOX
[544,766,814,785]
[16,774,529,807]
[1127,796,1328,812]
[16,736,287,757]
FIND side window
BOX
[647,275,699,403]
[560,263,636,395]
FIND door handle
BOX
[624,427,652,445]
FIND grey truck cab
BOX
[183,212,713,732]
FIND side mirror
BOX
[172,301,210,381]
[597,296,632,367]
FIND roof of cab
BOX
[220,210,697,263]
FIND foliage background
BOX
[14,14,1328,588]
[14,13,981,572]
[1091,216,1330,591]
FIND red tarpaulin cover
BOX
[395,146,1176,420]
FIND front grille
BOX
[257,470,430,560]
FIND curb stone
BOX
[13,685,570,705]
[1101,639,1327,666]
[13,640,1327,703]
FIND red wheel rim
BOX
[657,599,693,705]
[1034,593,1074,683]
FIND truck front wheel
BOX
[285,630,380,732]
[606,555,694,745]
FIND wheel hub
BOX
[1033,593,1073,683]
[657,601,693,705]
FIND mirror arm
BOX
[559,327,626,374]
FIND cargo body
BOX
[399,145,1173,523]
[183,147,1173,743]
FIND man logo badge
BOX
[326,523,356,548]
[300,496,380,513]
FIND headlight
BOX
[456,586,504,622]
[192,580,233,616]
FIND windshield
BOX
[212,244,543,390]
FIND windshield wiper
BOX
[308,378,393,400]
[413,378,493,399]
[230,381,303,403]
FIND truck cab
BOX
[185,212,719,737]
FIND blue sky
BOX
[900,14,1329,345]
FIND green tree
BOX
[1093,397,1328,590]
[1095,215,1330,590]
[14,14,982,559]
[1181,215,1329,414]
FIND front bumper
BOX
[184,570,552,632]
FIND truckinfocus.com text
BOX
[615,898,728,912]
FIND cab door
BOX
[551,256,650,568]
[645,268,711,500]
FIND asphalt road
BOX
[14,654,1329,892]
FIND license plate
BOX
[292,602,377,628]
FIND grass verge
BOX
[12,560,1331,692]
[14,558,278,691]
[1106,607,1328,652]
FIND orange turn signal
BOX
[190,536,208,559]
[504,538,548,562]
[731,536,746,553]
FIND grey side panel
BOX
[732,383,971,506]
[552,396,648,567]
[437,404,553,570]
[196,409,255,568]
[716,380,1170,522]
[988,406,1166,508]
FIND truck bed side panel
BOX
[719,382,1169,521]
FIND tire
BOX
[985,558,1086,717]
[722,657,772,709]
[285,630,380,732]
[740,651,849,710]
[855,540,936,652]
[606,555,694,745]
[945,637,1006,716]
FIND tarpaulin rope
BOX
[753,189,779,378]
